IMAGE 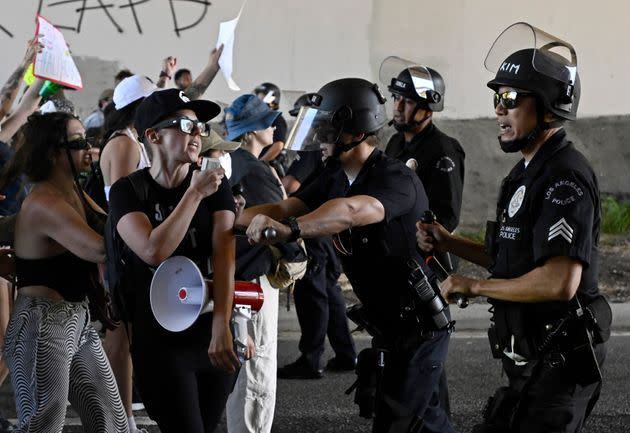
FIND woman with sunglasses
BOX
[98,74,156,433]
[108,89,239,433]
[0,111,128,433]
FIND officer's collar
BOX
[348,147,382,187]
[508,129,569,181]
[406,121,435,147]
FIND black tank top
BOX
[16,251,97,302]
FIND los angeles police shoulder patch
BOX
[508,185,526,218]
[435,156,455,173]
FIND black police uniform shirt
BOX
[487,129,600,356]
[385,122,465,232]
[295,148,430,334]
[286,151,323,186]
[286,151,343,272]
[108,167,235,349]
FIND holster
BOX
[585,295,612,344]
[345,347,387,419]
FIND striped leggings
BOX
[4,294,128,433]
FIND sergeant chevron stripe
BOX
[548,217,573,243]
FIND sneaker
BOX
[132,386,145,411]
[277,358,323,380]
[325,356,357,372]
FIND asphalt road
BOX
[2,333,627,432]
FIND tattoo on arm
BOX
[0,66,26,115]
[185,83,207,100]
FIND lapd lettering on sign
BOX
[36,0,211,35]
[0,24,13,38]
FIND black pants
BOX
[294,236,356,370]
[475,343,606,433]
[132,342,236,433]
[373,330,455,433]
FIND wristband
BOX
[282,216,301,242]
[159,71,171,79]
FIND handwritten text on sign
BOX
[1,0,213,38]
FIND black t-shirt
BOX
[259,114,288,160]
[286,151,323,185]
[295,149,430,334]
[486,130,601,354]
[230,148,284,207]
[108,167,235,348]
[272,114,288,144]
[385,123,465,232]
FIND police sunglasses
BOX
[493,91,533,110]
[151,117,210,137]
[64,137,93,150]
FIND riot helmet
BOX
[380,56,445,112]
[485,22,579,152]
[254,82,281,107]
[289,92,317,117]
[285,78,388,154]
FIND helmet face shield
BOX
[485,22,577,85]
[379,56,436,101]
[285,106,343,152]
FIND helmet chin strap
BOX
[391,104,431,132]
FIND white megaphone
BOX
[150,256,264,362]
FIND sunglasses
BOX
[151,117,210,137]
[64,137,93,150]
[493,91,533,110]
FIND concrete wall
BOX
[2,1,630,119]
[1,1,628,225]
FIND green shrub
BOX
[601,196,630,234]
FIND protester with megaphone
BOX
[107,88,238,433]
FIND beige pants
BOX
[226,275,279,433]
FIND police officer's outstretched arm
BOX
[247,195,385,244]
[236,196,310,229]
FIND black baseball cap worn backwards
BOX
[134,89,221,139]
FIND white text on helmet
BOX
[500,62,520,75]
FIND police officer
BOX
[417,23,608,433]
[382,58,465,417]
[382,57,465,237]
[277,93,357,379]
[239,78,455,433]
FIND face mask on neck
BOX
[219,153,232,179]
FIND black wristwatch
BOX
[282,216,301,242]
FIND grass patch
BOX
[601,196,630,234]
[458,228,486,243]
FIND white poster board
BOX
[216,1,247,91]
[33,15,83,89]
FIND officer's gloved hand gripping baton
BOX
[419,211,469,309]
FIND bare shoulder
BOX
[102,134,135,158]
[19,186,66,223]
